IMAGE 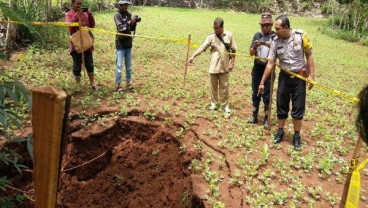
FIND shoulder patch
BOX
[302,32,312,51]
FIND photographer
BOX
[114,0,140,92]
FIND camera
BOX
[133,15,141,22]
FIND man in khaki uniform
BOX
[188,17,237,116]
[258,15,315,150]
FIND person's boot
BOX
[88,73,97,90]
[273,128,284,144]
[263,105,269,129]
[293,134,301,150]
[248,106,259,124]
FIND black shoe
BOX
[247,116,258,124]
[263,119,268,129]
[126,85,135,93]
[293,135,301,150]
[273,131,284,144]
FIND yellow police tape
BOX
[0,20,361,103]
[209,51,360,103]
[346,158,368,208]
[277,65,360,103]
[82,27,188,44]
[0,20,78,27]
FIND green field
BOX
[5,6,368,207]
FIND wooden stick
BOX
[183,34,191,86]
[267,66,275,130]
[339,136,364,207]
[5,185,35,202]
[32,87,68,208]
[61,150,108,172]
[77,12,88,90]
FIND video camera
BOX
[133,15,141,22]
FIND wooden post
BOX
[184,34,191,86]
[267,66,275,130]
[32,87,69,208]
[340,136,364,207]
[77,12,88,90]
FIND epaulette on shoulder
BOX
[294,29,304,34]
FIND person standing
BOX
[248,12,276,129]
[258,15,315,150]
[66,0,97,90]
[114,0,137,92]
[188,17,237,117]
[356,85,368,145]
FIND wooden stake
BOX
[267,66,275,130]
[78,12,88,90]
[340,136,364,208]
[184,34,191,86]
[32,87,69,208]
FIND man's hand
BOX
[307,75,315,90]
[226,63,234,72]
[130,17,136,24]
[188,57,194,64]
[257,84,264,96]
[254,40,260,48]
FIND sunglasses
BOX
[260,24,272,27]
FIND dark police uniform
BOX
[268,29,312,120]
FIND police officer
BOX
[248,12,276,129]
[258,15,315,150]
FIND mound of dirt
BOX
[57,113,203,208]
[0,111,205,208]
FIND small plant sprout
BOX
[114,174,123,186]
[152,150,160,158]
[261,144,269,163]
[179,145,186,154]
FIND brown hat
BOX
[260,12,273,24]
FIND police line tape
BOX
[346,157,368,208]
[277,65,360,103]
[0,20,79,27]
[1,20,361,103]
[217,51,361,103]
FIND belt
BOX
[280,70,300,78]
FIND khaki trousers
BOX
[209,72,229,107]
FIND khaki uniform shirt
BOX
[268,29,312,72]
[198,30,237,74]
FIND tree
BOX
[4,0,15,54]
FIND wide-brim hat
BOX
[260,12,273,24]
[118,0,132,5]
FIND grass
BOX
[4,6,368,207]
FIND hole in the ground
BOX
[58,115,202,207]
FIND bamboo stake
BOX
[184,34,191,86]
[77,11,88,90]
[32,87,68,208]
[339,136,364,208]
[267,66,275,130]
